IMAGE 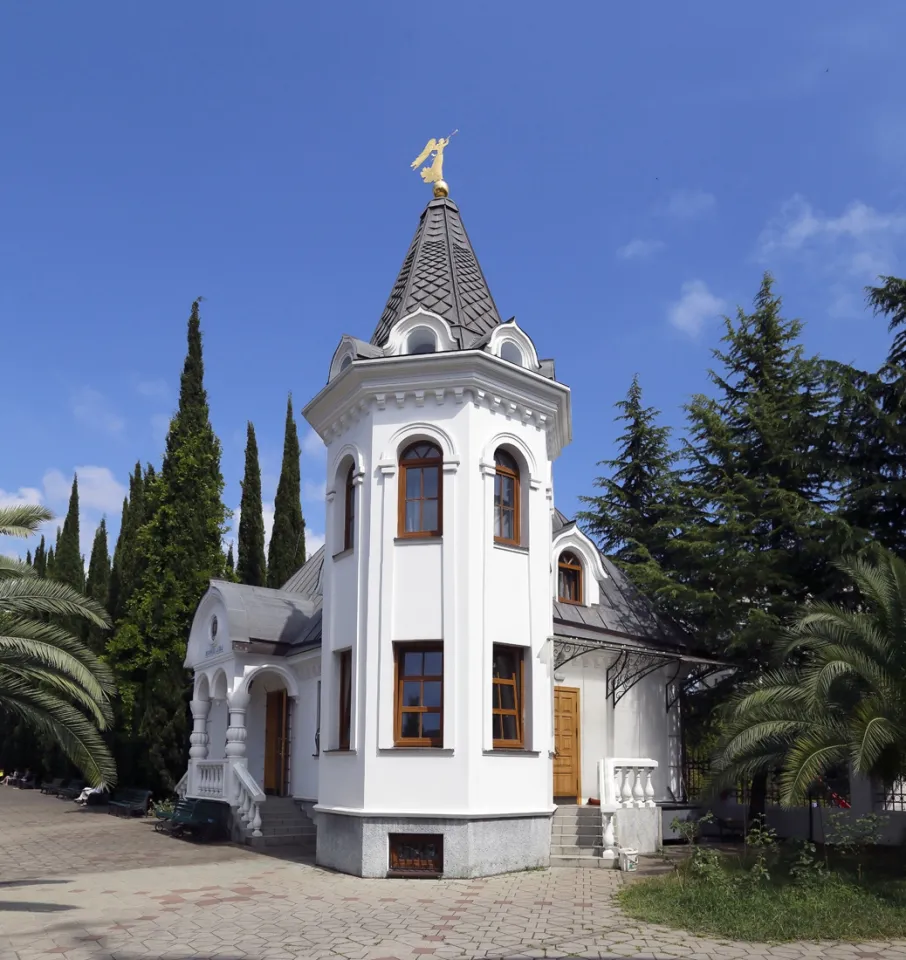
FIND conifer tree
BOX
[578,375,687,605]
[267,395,305,587]
[120,299,227,790]
[84,519,111,654]
[834,276,906,557]
[237,421,267,586]
[45,545,56,578]
[55,475,84,591]
[678,274,848,818]
[225,543,236,578]
[33,536,46,577]
[109,463,145,625]
[25,549,32,567]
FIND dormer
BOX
[486,320,540,370]
[552,523,608,607]
[384,308,457,357]
[327,335,383,382]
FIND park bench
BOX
[58,780,85,799]
[155,797,226,841]
[108,787,153,817]
[40,778,65,795]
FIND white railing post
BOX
[596,760,618,861]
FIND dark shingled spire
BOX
[371,196,502,349]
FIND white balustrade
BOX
[174,771,188,798]
[601,758,658,809]
[194,759,227,800]
[232,763,265,839]
[596,759,619,861]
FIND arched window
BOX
[500,341,523,366]
[340,355,353,372]
[493,449,520,545]
[344,465,355,551]
[558,551,583,604]
[399,441,442,537]
[407,328,436,355]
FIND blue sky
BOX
[2,2,905,565]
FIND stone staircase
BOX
[549,804,610,868]
[246,797,316,855]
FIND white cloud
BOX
[616,239,664,260]
[668,280,726,337]
[303,480,326,504]
[135,378,170,401]
[0,486,43,508]
[43,466,127,515]
[307,531,325,556]
[302,428,326,460]
[71,387,125,436]
[665,189,716,220]
[757,194,906,281]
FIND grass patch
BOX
[619,861,906,942]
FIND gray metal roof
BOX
[370,197,502,349]
[210,580,319,649]
[281,545,324,600]
[553,512,694,652]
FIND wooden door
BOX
[553,686,580,802]
[263,689,289,796]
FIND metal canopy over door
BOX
[553,686,580,802]
[263,689,289,796]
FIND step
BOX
[550,855,614,869]
[551,843,603,857]
[258,836,316,849]
[258,815,316,826]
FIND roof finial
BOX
[411,130,458,198]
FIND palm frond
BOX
[0,577,110,628]
[0,504,53,538]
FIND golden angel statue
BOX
[411,131,457,196]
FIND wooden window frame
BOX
[338,650,352,750]
[394,642,444,747]
[493,450,520,546]
[398,442,443,539]
[558,552,583,605]
[343,465,356,551]
[492,644,525,749]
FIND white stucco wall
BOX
[308,346,567,819]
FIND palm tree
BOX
[1,504,117,787]
[713,552,906,807]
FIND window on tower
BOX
[493,448,520,545]
[394,643,444,747]
[344,465,355,551]
[492,644,525,748]
[399,441,442,538]
[407,327,436,355]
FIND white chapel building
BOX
[182,184,717,877]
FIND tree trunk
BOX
[748,772,768,827]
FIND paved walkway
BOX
[2,789,906,960]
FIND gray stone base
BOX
[315,811,552,878]
[613,806,661,854]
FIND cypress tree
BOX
[237,421,267,586]
[33,536,46,577]
[84,519,111,654]
[45,545,56,578]
[122,299,228,790]
[55,475,84,591]
[109,463,146,625]
[225,543,236,578]
[25,549,32,567]
[267,395,305,587]
[578,375,688,606]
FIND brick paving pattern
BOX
[2,790,906,959]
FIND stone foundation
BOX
[315,811,552,878]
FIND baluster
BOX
[632,767,644,808]
[620,767,633,808]
[644,767,656,807]
[602,811,616,859]
[251,802,263,838]
[240,791,250,824]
